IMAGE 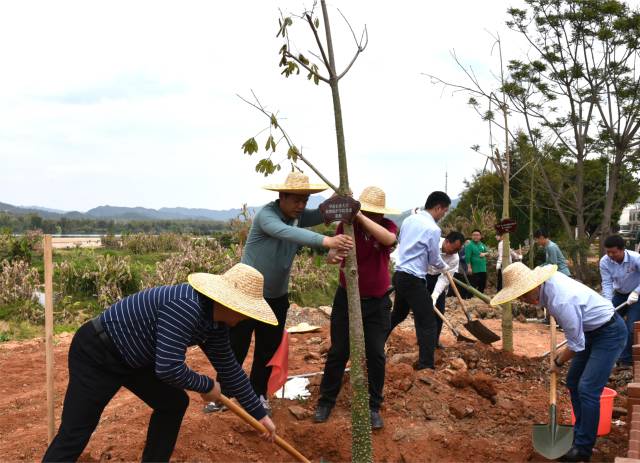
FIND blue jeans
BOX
[566,314,626,455]
[613,292,640,365]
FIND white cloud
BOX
[0,0,550,212]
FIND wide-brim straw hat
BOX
[358,186,400,215]
[188,263,278,326]
[263,171,328,194]
[490,262,557,306]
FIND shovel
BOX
[386,286,474,343]
[532,316,573,460]
[432,304,476,343]
[446,272,501,344]
[218,394,310,463]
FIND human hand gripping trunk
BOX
[323,234,353,252]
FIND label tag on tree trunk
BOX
[319,196,360,224]
[495,218,517,234]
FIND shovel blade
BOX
[463,320,501,344]
[532,423,574,460]
[455,332,477,343]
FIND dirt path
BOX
[0,315,629,462]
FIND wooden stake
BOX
[44,235,55,443]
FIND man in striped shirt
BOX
[43,264,277,462]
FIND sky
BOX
[1,0,539,212]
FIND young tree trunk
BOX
[501,107,513,352]
[321,1,372,460]
[599,156,622,255]
[529,159,535,268]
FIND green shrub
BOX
[289,254,338,307]
[122,233,186,254]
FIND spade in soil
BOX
[532,315,573,460]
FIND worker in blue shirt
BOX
[492,263,626,462]
[388,191,451,371]
[600,234,640,367]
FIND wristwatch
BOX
[554,357,563,368]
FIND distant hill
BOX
[1,195,456,224]
[0,195,328,222]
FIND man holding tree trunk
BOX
[314,186,399,429]
[207,171,353,414]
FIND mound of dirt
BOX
[0,316,630,462]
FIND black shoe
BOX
[412,360,434,371]
[558,446,591,462]
[314,404,332,423]
[370,410,384,430]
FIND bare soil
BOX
[0,304,630,462]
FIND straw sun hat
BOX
[490,262,557,306]
[188,263,278,326]
[358,186,400,215]
[263,171,328,194]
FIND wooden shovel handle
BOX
[445,272,472,322]
[432,304,458,336]
[549,315,557,406]
[218,394,311,463]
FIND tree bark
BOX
[321,1,372,460]
[599,155,622,255]
[501,106,513,352]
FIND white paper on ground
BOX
[273,377,310,400]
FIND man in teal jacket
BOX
[224,171,353,412]
[534,228,571,276]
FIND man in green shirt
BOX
[222,171,353,413]
[465,229,488,293]
[534,228,571,276]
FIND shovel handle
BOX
[446,272,472,323]
[432,304,459,337]
[218,395,311,463]
[549,315,557,406]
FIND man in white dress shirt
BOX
[492,262,626,462]
[426,231,465,347]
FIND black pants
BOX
[318,286,391,411]
[470,272,487,294]
[228,294,289,397]
[497,269,503,291]
[43,321,189,462]
[389,271,437,369]
[426,274,446,343]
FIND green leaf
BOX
[287,145,300,162]
[270,114,278,129]
[298,54,310,65]
[314,17,320,29]
[241,137,259,155]
[265,135,274,152]
[255,159,278,176]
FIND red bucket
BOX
[570,387,617,436]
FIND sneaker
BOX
[370,410,384,430]
[260,395,272,417]
[203,401,227,413]
[314,404,333,423]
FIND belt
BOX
[91,317,121,358]
[589,314,617,333]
